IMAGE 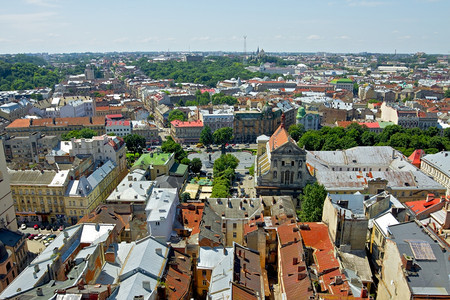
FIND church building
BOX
[255,114,314,202]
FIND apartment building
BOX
[9,169,70,224]
[0,141,17,231]
[65,160,118,224]
[170,119,203,144]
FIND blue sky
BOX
[0,0,449,54]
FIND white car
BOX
[20,224,27,230]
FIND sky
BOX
[0,0,449,54]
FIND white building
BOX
[200,106,234,132]
[106,169,154,204]
[145,188,179,242]
[106,120,132,137]
[60,98,95,118]
[70,134,127,173]
[421,151,450,196]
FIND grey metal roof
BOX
[207,198,263,219]
[422,151,450,177]
[387,222,450,296]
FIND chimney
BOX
[157,285,166,299]
[142,281,151,292]
[34,264,40,273]
[360,287,368,298]
[426,194,435,202]
[401,253,414,271]
[36,288,43,296]
[95,222,100,231]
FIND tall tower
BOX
[243,35,247,64]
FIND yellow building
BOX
[65,160,118,224]
[9,169,70,224]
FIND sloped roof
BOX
[268,124,296,152]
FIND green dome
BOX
[297,106,306,119]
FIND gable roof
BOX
[268,124,296,152]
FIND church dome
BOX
[297,106,306,119]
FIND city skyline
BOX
[0,0,449,54]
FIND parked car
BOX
[40,224,46,230]
[28,234,36,240]
[48,234,57,239]
[24,233,30,239]
[52,225,59,231]
[20,224,27,230]
[33,224,39,230]
[34,235,41,240]
[46,224,52,230]
[59,225,64,231]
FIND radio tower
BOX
[243,35,247,64]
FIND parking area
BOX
[19,226,62,254]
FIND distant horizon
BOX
[1,50,448,56]
[1,0,449,54]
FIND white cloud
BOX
[399,35,411,40]
[307,35,321,40]
[25,0,59,7]
[336,35,350,39]
[346,0,385,7]
[113,37,129,43]
[47,33,60,37]
[191,36,211,41]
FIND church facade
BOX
[255,114,315,203]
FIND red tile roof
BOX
[165,251,192,300]
[106,120,130,126]
[6,118,31,128]
[279,240,312,299]
[180,203,204,235]
[268,124,295,152]
[408,149,425,168]
[170,120,203,128]
[405,195,447,215]
[277,223,301,247]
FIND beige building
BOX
[0,141,17,231]
[65,160,118,224]
[170,119,203,144]
[377,221,450,299]
[255,115,314,200]
[10,169,70,225]
[420,151,450,196]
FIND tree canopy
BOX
[297,182,328,222]
[200,125,214,146]
[168,109,187,122]
[124,134,146,153]
[288,124,305,142]
[61,128,97,141]
[213,127,233,150]
[211,154,239,198]
[297,123,449,156]
[161,136,187,163]
[189,158,202,174]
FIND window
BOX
[273,171,277,179]
[202,270,207,276]
[155,221,160,226]
[282,161,285,166]
[233,232,237,238]
[291,161,295,166]
[202,281,207,286]
[273,160,277,167]
[233,223,237,229]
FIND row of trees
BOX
[61,128,97,141]
[200,126,234,151]
[211,154,239,198]
[289,123,450,157]
[185,91,239,107]
[134,56,270,87]
[0,60,61,91]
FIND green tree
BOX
[79,128,97,139]
[124,134,146,153]
[30,93,43,101]
[180,192,191,202]
[190,158,202,174]
[361,131,378,146]
[211,184,230,198]
[298,131,324,150]
[161,136,187,162]
[168,109,186,122]
[213,127,233,152]
[288,124,305,142]
[445,89,450,98]
[297,182,328,222]
[200,125,214,146]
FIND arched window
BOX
[273,171,277,179]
